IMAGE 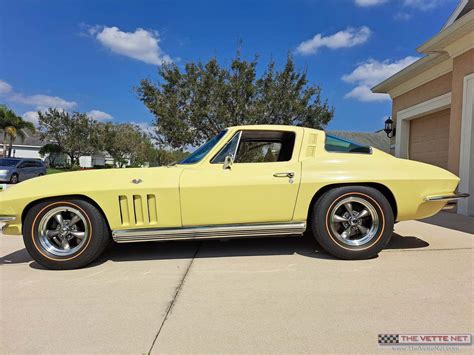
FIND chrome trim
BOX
[0,216,15,222]
[424,193,470,202]
[112,222,306,243]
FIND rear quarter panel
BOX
[294,129,459,221]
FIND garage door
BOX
[409,108,450,169]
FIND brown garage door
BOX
[409,108,450,169]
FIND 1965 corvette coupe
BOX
[0,125,468,269]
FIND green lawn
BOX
[47,168,67,175]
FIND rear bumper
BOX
[424,193,470,201]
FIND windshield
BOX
[179,130,227,164]
[0,159,19,167]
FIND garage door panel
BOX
[409,108,450,170]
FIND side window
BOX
[18,162,28,168]
[236,131,295,163]
[236,141,282,163]
[325,135,371,154]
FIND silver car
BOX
[0,158,47,184]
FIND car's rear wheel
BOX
[311,186,394,259]
[10,173,19,184]
[23,199,110,269]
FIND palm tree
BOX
[0,105,17,158]
[6,116,36,157]
[0,105,36,157]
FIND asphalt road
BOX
[1,212,473,354]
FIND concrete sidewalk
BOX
[1,213,473,353]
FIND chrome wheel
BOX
[10,174,18,184]
[329,196,379,247]
[38,206,89,256]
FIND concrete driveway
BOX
[1,212,473,353]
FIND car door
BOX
[16,161,30,180]
[179,129,303,227]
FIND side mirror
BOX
[223,155,234,170]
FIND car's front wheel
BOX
[10,173,19,184]
[23,199,110,269]
[311,186,394,259]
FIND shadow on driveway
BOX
[420,211,474,234]
[1,232,429,269]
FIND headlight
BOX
[0,170,9,174]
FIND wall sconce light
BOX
[384,117,396,138]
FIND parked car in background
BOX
[0,158,47,184]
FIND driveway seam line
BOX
[385,247,473,252]
[147,242,201,355]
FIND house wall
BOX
[9,146,42,159]
[448,48,474,175]
[391,72,453,117]
[391,73,453,155]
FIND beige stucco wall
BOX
[448,48,474,175]
[391,48,474,175]
[391,72,453,117]
[390,73,452,156]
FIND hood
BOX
[0,166,183,202]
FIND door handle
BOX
[273,172,295,178]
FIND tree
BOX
[149,148,189,167]
[6,116,36,157]
[38,108,100,166]
[100,123,158,167]
[136,53,334,148]
[0,105,35,158]
[0,105,15,158]
[39,143,63,168]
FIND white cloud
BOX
[10,93,77,110]
[296,27,371,55]
[87,109,113,120]
[131,121,155,136]
[0,80,76,111]
[89,26,171,65]
[345,86,391,102]
[342,56,419,102]
[403,0,443,10]
[0,80,13,95]
[394,12,413,21]
[355,0,444,10]
[354,0,388,7]
[22,111,40,126]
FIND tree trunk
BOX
[2,133,7,158]
[7,139,13,157]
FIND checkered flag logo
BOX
[378,334,399,345]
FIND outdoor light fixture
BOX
[384,117,396,138]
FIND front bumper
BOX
[0,173,12,182]
[0,216,21,235]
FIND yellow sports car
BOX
[0,125,468,269]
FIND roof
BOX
[0,129,50,147]
[443,0,474,29]
[326,130,390,153]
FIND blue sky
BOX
[0,0,458,135]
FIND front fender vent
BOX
[119,194,158,226]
